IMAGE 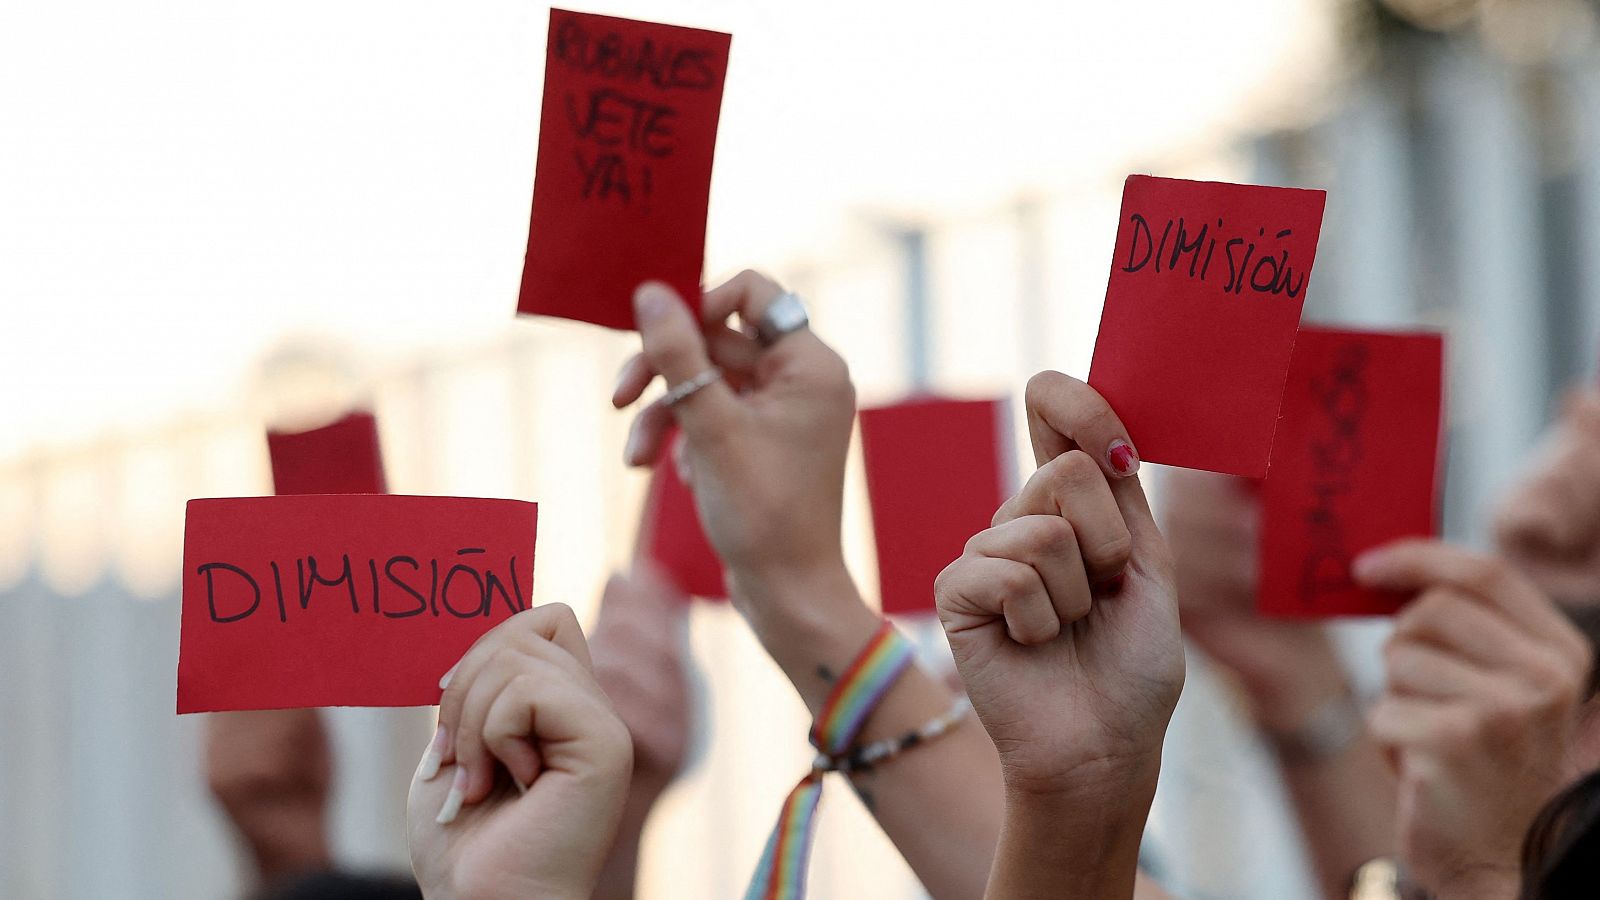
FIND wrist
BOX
[1242,666,1352,735]
[1258,689,1364,765]
[993,774,1157,899]
[1002,752,1161,813]
[727,558,871,640]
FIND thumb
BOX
[1109,473,1167,569]
[634,282,739,440]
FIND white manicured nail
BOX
[439,663,458,690]
[417,726,448,782]
[436,766,467,825]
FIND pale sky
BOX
[0,0,1339,461]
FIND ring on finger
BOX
[756,291,810,347]
[663,367,723,407]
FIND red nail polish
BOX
[1107,440,1139,477]
[1095,573,1126,596]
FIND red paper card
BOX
[1258,327,1444,617]
[178,495,538,712]
[1088,175,1327,477]
[860,397,1012,615]
[639,432,725,600]
[267,412,387,496]
[516,9,731,330]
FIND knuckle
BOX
[1030,515,1077,555]
[532,602,580,636]
[1044,450,1098,496]
[933,557,969,602]
[996,564,1034,598]
[1082,403,1119,439]
[1024,370,1072,416]
[736,268,777,292]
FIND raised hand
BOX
[935,371,1183,899]
[613,273,856,601]
[1357,540,1593,899]
[408,605,632,900]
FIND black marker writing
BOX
[1122,214,1306,299]
[1298,343,1369,605]
[553,16,715,210]
[198,548,529,625]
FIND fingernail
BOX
[438,663,458,690]
[418,726,448,782]
[436,766,467,825]
[624,425,644,465]
[634,283,670,324]
[1107,439,1139,477]
[1352,549,1386,581]
[513,775,530,796]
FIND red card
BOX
[267,412,387,496]
[1088,176,1327,477]
[860,397,1012,615]
[638,432,725,600]
[516,9,731,330]
[1258,327,1444,617]
[178,495,537,712]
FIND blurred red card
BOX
[516,9,731,330]
[1258,327,1444,617]
[860,397,1012,615]
[1088,175,1327,477]
[267,412,387,495]
[639,432,725,599]
[178,495,538,712]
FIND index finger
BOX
[1024,370,1140,479]
[700,269,786,329]
[1354,539,1587,658]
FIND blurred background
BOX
[4,0,1600,897]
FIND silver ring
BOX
[662,367,722,407]
[756,291,810,347]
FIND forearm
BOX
[987,779,1155,900]
[591,792,656,900]
[1250,684,1396,900]
[731,562,1002,900]
[1276,736,1397,899]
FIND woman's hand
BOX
[613,273,856,608]
[408,605,632,900]
[937,371,1182,799]
[1357,540,1593,899]
[935,372,1183,899]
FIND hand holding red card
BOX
[1089,176,1327,477]
[860,397,1012,615]
[178,495,537,712]
[517,9,731,330]
[1258,327,1445,617]
[267,411,386,495]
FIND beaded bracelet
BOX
[815,694,973,776]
